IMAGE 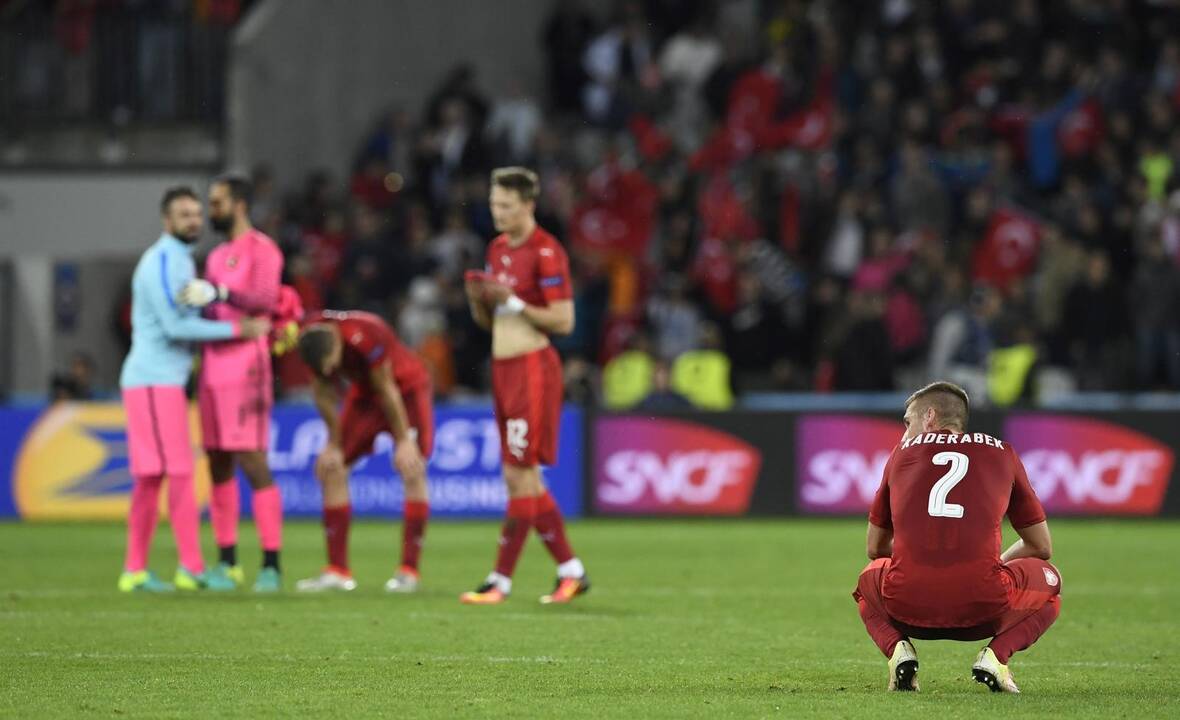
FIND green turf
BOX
[0,519,1177,718]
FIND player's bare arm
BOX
[1001,520,1053,562]
[369,364,425,478]
[866,523,893,560]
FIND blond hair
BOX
[490,166,540,202]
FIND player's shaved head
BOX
[904,381,970,434]
[297,324,341,377]
[491,167,539,202]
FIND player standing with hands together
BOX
[460,167,589,605]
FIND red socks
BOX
[401,500,429,573]
[534,491,575,564]
[856,596,906,657]
[990,596,1062,663]
[494,496,536,577]
[323,504,351,573]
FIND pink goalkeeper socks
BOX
[252,485,283,552]
[209,479,240,548]
[124,476,163,572]
[167,473,204,574]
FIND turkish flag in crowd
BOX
[570,161,658,255]
[971,206,1043,290]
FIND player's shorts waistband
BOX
[491,344,559,368]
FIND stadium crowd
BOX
[123,1,1180,405]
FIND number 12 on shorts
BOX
[929,451,968,518]
[506,418,529,460]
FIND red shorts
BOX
[340,382,434,465]
[198,376,273,452]
[854,557,1062,641]
[492,345,563,467]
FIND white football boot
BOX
[973,647,1021,693]
[887,639,920,691]
[295,568,357,592]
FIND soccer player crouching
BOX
[294,311,433,593]
[853,382,1061,693]
[460,167,589,605]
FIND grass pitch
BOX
[1,518,1177,718]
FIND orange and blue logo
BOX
[13,402,209,520]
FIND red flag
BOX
[971,206,1042,290]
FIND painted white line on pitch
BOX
[0,650,610,664]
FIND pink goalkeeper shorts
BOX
[123,386,194,478]
[198,380,273,452]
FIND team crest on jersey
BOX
[227,255,238,268]
[501,255,512,266]
[1043,568,1059,587]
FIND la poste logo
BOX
[594,417,760,514]
[14,401,210,520]
[1005,415,1173,515]
[796,415,904,513]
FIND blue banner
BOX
[0,402,583,520]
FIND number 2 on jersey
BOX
[928,451,968,518]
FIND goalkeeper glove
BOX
[178,279,228,308]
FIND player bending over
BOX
[853,381,1060,693]
[294,310,433,593]
[460,167,589,605]
[118,186,270,592]
[178,175,285,592]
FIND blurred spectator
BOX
[485,84,542,165]
[1129,237,1180,389]
[1063,251,1128,390]
[670,324,733,410]
[542,1,597,114]
[646,274,703,362]
[928,285,1003,401]
[832,290,894,391]
[638,359,694,411]
[602,334,655,410]
[49,351,95,401]
[581,0,656,127]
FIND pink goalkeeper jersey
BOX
[201,228,284,386]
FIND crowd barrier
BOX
[3,402,1177,519]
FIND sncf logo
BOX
[1021,450,1166,504]
[594,418,760,514]
[801,450,891,506]
[1006,416,1174,515]
[796,415,904,513]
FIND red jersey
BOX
[309,310,430,394]
[869,430,1046,628]
[485,225,573,312]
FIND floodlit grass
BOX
[1,519,1176,718]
